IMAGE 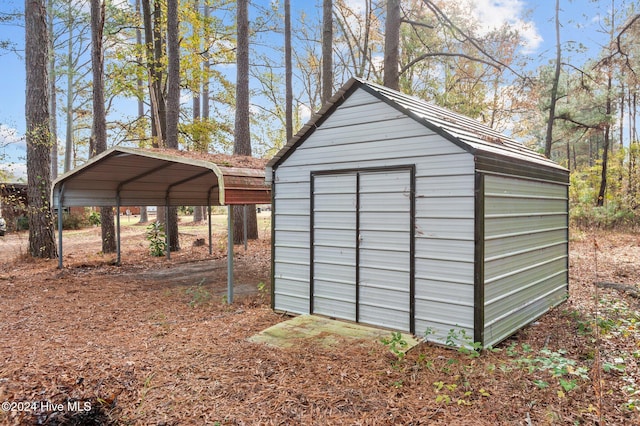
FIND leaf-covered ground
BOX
[0,226,639,425]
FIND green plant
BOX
[136,372,156,415]
[88,211,101,226]
[14,215,28,231]
[58,212,90,230]
[558,378,578,392]
[257,281,268,300]
[392,380,404,388]
[185,280,212,307]
[432,381,490,406]
[533,379,550,389]
[512,348,590,394]
[381,332,408,365]
[146,222,166,257]
[416,353,435,372]
[602,358,625,373]
[445,328,483,358]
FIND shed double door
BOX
[311,168,414,332]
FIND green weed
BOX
[381,331,409,363]
[185,280,212,307]
[146,222,166,257]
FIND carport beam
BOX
[227,205,234,304]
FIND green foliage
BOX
[445,328,483,358]
[432,380,490,406]
[185,280,212,308]
[62,213,86,230]
[146,222,167,257]
[381,331,409,364]
[88,211,101,226]
[16,215,28,231]
[570,165,640,230]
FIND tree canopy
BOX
[9,0,640,239]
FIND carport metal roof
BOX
[52,146,270,207]
[51,147,271,304]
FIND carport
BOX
[51,147,270,302]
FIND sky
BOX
[0,0,618,181]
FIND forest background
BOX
[2,0,640,243]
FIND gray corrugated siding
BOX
[273,89,475,342]
[482,174,569,346]
[312,174,357,321]
[358,170,411,330]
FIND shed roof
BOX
[52,147,270,207]
[267,78,567,182]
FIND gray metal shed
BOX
[266,78,569,347]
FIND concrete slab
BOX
[248,314,420,351]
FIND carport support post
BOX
[116,194,121,265]
[207,204,212,255]
[165,203,170,260]
[227,205,234,304]
[207,191,213,255]
[243,204,248,251]
[57,187,63,269]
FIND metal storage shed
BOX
[266,78,569,347]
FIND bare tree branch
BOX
[400,52,499,76]
[420,0,526,80]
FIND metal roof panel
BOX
[52,147,270,207]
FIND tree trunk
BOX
[64,1,73,172]
[383,0,400,90]
[202,0,210,123]
[233,0,257,244]
[91,0,116,253]
[47,0,57,180]
[136,0,145,140]
[233,204,258,247]
[139,206,149,224]
[321,0,333,105]
[544,0,562,159]
[141,0,158,145]
[192,0,201,143]
[142,0,166,147]
[166,0,179,150]
[597,75,613,207]
[165,0,180,251]
[199,1,210,225]
[193,206,205,222]
[191,0,204,223]
[25,0,57,259]
[153,0,166,144]
[136,0,149,226]
[284,0,293,142]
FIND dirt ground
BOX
[0,225,639,425]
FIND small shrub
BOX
[146,222,166,257]
[570,202,639,230]
[16,215,28,231]
[62,212,88,230]
[381,331,409,365]
[88,211,101,226]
